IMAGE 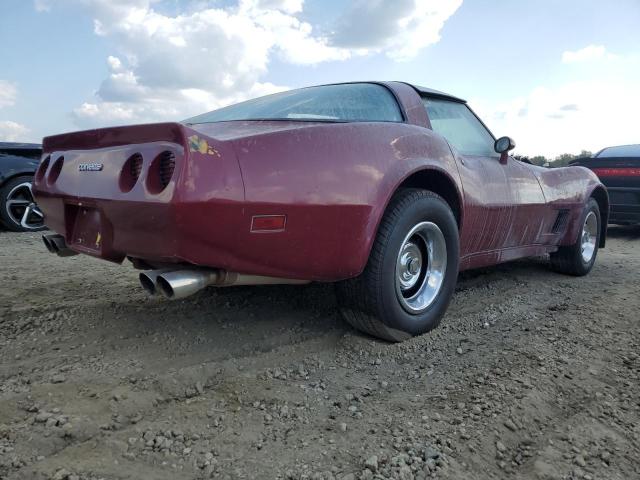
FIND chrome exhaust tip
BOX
[139,272,158,295]
[156,270,221,300]
[42,234,78,257]
[138,269,178,296]
[42,235,58,254]
[154,269,310,300]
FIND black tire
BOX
[550,198,600,276]
[336,189,459,342]
[0,175,46,232]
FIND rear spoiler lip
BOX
[42,122,187,153]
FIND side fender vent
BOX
[551,209,570,234]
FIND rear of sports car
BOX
[32,116,379,299]
[32,122,315,298]
[33,122,248,266]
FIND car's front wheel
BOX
[550,197,600,276]
[0,175,46,232]
[336,189,460,342]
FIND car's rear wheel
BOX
[0,175,46,232]
[336,189,459,342]
[550,197,600,276]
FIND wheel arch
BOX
[357,165,464,277]
[394,168,463,228]
[0,171,35,190]
[589,185,609,248]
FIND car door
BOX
[422,97,546,260]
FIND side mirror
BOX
[494,136,516,163]
[494,136,516,154]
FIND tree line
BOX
[512,150,593,168]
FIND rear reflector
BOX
[251,215,286,232]
[592,167,640,177]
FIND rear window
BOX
[596,144,640,158]
[184,83,403,124]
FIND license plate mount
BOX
[68,205,103,254]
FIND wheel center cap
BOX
[407,258,421,275]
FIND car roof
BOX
[402,83,467,103]
[595,144,640,158]
[0,142,42,150]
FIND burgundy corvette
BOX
[34,82,608,341]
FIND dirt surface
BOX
[0,228,639,480]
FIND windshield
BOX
[596,144,640,158]
[184,83,403,124]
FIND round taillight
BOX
[119,153,143,192]
[35,155,51,183]
[47,156,64,185]
[147,151,176,194]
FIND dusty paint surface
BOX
[33,81,607,280]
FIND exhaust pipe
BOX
[151,269,308,300]
[156,270,222,300]
[138,269,178,296]
[42,234,79,257]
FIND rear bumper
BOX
[35,192,371,281]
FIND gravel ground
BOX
[0,227,639,480]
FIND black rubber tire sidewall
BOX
[377,193,459,336]
[576,198,601,272]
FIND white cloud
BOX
[470,47,640,158]
[473,80,640,158]
[36,0,461,127]
[0,121,30,142]
[0,80,18,109]
[562,45,609,63]
[331,0,463,61]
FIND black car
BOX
[0,142,45,231]
[571,144,640,225]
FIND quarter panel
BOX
[230,121,462,280]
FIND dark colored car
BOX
[0,142,46,231]
[571,144,640,225]
[34,81,608,341]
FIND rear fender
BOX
[359,151,464,276]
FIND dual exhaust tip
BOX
[42,234,79,257]
[140,269,308,300]
[139,269,219,299]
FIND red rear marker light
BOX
[592,167,640,177]
[251,215,286,232]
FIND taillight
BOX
[147,150,176,194]
[35,155,51,183]
[592,167,640,177]
[47,156,64,185]
[158,151,176,188]
[120,153,143,192]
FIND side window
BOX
[423,97,497,157]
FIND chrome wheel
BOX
[580,211,597,263]
[4,181,44,230]
[395,221,447,314]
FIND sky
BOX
[0,0,639,158]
